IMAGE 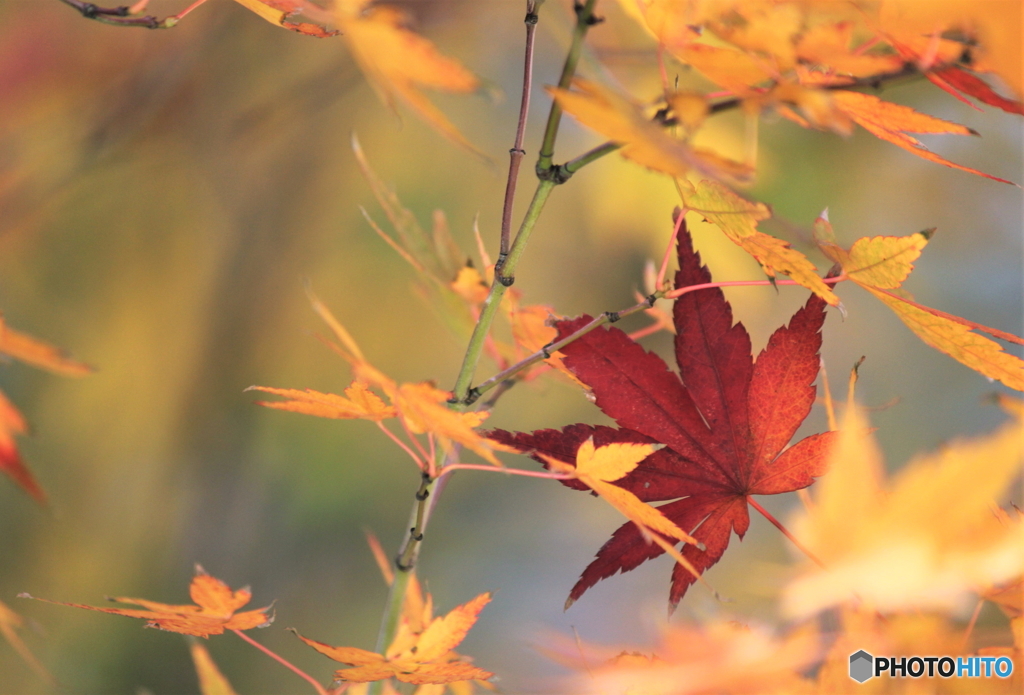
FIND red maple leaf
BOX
[490,219,838,609]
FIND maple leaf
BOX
[547,79,752,183]
[490,218,838,608]
[814,214,1024,391]
[251,291,513,465]
[784,405,1024,617]
[336,1,485,156]
[829,91,1015,184]
[247,383,396,421]
[19,567,272,638]
[540,440,699,547]
[295,592,493,685]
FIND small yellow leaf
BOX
[573,438,660,483]
[843,231,931,289]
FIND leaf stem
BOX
[746,497,826,569]
[499,0,543,262]
[441,463,575,480]
[232,629,328,695]
[536,0,601,175]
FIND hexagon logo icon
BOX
[849,650,874,683]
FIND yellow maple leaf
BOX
[547,79,751,182]
[295,593,493,686]
[683,180,839,305]
[336,2,484,156]
[814,217,1024,390]
[784,405,1024,617]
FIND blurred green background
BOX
[0,1,1020,693]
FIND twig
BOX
[233,629,328,695]
[498,0,543,266]
[58,0,163,28]
[536,0,602,176]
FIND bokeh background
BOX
[0,1,1020,693]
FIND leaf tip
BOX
[918,227,936,240]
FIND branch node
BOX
[605,311,621,323]
[464,388,481,405]
[541,343,553,359]
[525,11,538,24]
[498,274,515,287]
[510,147,526,156]
[81,2,99,18]
[645,293,658,307]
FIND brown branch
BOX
[498,1,543,267]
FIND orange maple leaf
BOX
[247,382,396,421]
[19,567,273,638]
[830,91,1015,184]
[295,592,493,685]
[0,317,92,502]
[252,290,514,466]
[336,1,485,156]
[229,0,337,37]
